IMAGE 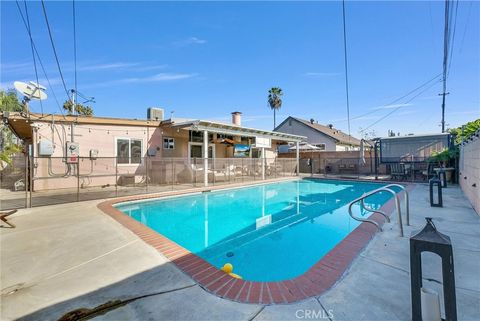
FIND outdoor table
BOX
[434,167,455,187]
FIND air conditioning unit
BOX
[147,107,164,121]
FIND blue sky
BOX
[1,1,479,137]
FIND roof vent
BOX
[147,107,164,121]
[310,118,315,124]
[327,124,333,129]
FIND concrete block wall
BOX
[460,135,480,214]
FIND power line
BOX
[459,1,473,54]
[360,77,442,133]
[341,0,351,142]
[21,0,43,116]
[353,73,442,125]
[447,0,459,78]
[14,0,66,119]
[40,0,71,100]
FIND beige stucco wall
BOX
[460,137,480,214]
[29,122,283,191]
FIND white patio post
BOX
[203,130,208,187]
[296,141,300,176]
[261,147,266,180]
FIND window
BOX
[189,130,213,142]
[314,143,326,150]
[163,137,175,149]
[116,138,143,164]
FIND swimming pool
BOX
[116,179,394,282]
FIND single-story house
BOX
[2,110,304,190]
[274,116,361,151]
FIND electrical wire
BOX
[360,78,442,133]
[341,0,351,142]
[350,73,443,124]
[40,0,71,100]
[21,0,43,116]
[14,0,66,120]
[447,0,459,78]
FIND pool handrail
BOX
[348,184,409,237]
[383,184,410,226]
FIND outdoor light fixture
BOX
[429,177,443,207]
[410,218,457,321]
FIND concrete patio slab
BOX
[253,298,329,321]
[1,182,479,321]
[91,285,261,321]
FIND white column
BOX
[203,130,208,187]
[261,147,266,180]
[296,141,300,176]
[204,193,209,247]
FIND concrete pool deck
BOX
[1,182,479,320]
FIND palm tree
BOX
[268,87,283,129]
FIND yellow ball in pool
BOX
[222,263,233,273]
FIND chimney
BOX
[232,111,242,126]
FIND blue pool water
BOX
[116,179,394,281]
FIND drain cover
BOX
[226,252,234,257]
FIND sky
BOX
[1,0,479,138]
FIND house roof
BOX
[2,112,305,143]
[276,116,362,146]
[379,133,450,140]
[167,119,305,142]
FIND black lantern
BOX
[429,177,443,207]
[410,218,457,321]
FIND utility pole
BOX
[440,0,450,133]
[70,89,75,142]
[439,92,449,133]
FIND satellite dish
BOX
[14,81,47,101]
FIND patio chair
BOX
[390,163,408,181]
[422,162,437,181]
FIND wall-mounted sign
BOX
[255,137,271,148]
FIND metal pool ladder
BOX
[348,184,410,237]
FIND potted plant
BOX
[430,148,458,182]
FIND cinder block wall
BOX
[460,136,480,214]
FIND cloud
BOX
[173,37,207,47]
[448,110,480,116]
[85,72,198,88]
[122,72,197,83]
[77,62,141,71]
[304,72,342,77]
[0,77,62,91]
[372,103,412,110]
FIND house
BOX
[2,109,304,190]
[274,116,361,151]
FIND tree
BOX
[448,119,480,144]
[0,89,23,168]
[268,87,283,129]
[63,99,94,116]
[0,89,23,113]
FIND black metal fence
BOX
[297,156,456,183]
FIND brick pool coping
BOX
[97,178,415,304]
